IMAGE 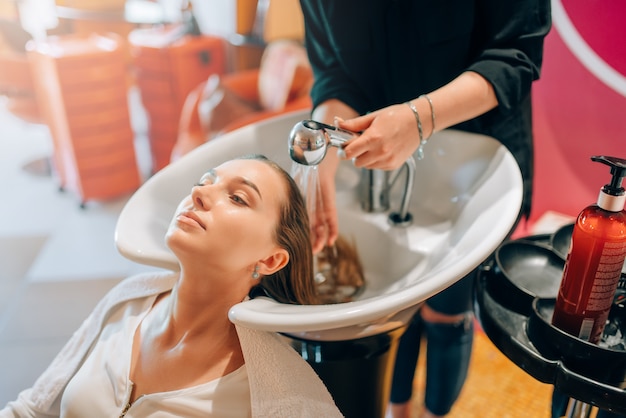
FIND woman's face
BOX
[165,159,288,276]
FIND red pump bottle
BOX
[551,156,626,344]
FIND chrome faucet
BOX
[288,120,415,226]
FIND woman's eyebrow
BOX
[238,177,262,200]
[210,167,262,199]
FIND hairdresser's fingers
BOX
[325,215,339,248]
[343,131,396,169]
[337,112,376,133]
[346,105,418,170]
[334,114,374,162]
[311,208,339,254]
[311,174,340,253]
[311,224,327,254]
[350,148,385,169]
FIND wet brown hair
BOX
[238,155,319,305]
[315,234,365,304]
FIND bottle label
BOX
[587,241,626,311]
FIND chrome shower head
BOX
[288,120,356,166]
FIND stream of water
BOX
[290,162,321,232]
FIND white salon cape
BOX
[0,272,343,417]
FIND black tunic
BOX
[299,0,552,217]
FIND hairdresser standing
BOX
[298,1,551,417]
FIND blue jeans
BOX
[390,273,475,415]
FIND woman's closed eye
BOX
[230,192,249,206]
[194,168,259,207]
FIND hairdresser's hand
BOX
[311,153,340,254]
[338,103,420,171]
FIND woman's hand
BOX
[338,103,420,171]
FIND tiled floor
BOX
[0,97,559,416]
[419,330,554,418]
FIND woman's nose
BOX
[191,185,212,210]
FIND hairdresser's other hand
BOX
[338,103,420,171]
[311,152,340,254]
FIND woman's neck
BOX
[129,273,246,401]
[158,270,247,342]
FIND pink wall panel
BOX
[530,0,626,223]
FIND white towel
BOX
[237,325,343,417]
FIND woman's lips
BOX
[177,211,206,230]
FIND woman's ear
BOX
[258,248,289,275]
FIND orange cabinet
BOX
[0,50,42,124]
[27,33,141,207]
[129,27,226,172]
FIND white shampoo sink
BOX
[115,110,522,341]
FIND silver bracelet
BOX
[419,94,436,138]
[406,101,426,160]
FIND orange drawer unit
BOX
[129,27,226,172]
[27,33,141,207]
[0,50,42,124]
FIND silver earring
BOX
[252,265,260,279]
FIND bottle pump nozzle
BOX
[591,155,626,212]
